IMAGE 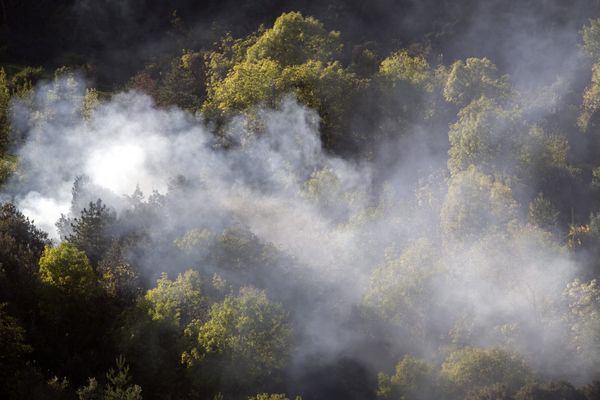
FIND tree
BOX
[514,381,585,400]
[376,355,439,400]
[157,51,204,112]
[579,62,600,131]
[443,58,510,107]
[565,279,600,372]
[245,11,342,66]
[0,303,33,398]
[447,97,525,176]
[182,287,291,391]
[145,270,205,329]
[104,356,143,400]
[0,68,10,153]
[441,166,518,239]
[441,347,531,395]
[67,200,117,267]
[202,12,364,154]
[363,239,446,345]
[528,193,559,233]
[76,356,143,400]
[582,18,600,61]
[0,202,48,307]
[38,243,96,297]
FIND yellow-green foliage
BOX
[582,18,600,61]
[0,68,10,152]
[579,62,600,131]
[441,166,518,239]
[441,347,531,394]
[145,270,204,328]
[447,97,525,176]
[183,287,291,383]
[202,12,364,148]
[378,50,431,88]
[246,11,341,66]
[38,243,96,296]
[364,239,442,330]
[377,355,437,400]
[444,58,510,107]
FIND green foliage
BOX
[246,11,342,66]
[441,347,532,395]
[249,394,301,400]
[0,68,10,152]
[528,193,559,232]
[464,384,512,400]
[376,355,438,400]
[145,270,205,328]
[582,18,600,61]
[157,51,204,111]
[363,239,444,342]
[565,279,600,369]
[514,381,585,400]
[38,243,96,296]
[441,166,518,239]
[202,12,364,152]
[444,58,510,107]
[0,303,33,397]
[98,243,142,304]
[183,287,291,387]
[447,97,525,176]
[67,200,117,266]
[104,356,143,400]
[579,62,600,131]
[378,50,431,87]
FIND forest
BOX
[1,1,600,399]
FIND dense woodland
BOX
[2,1,600,399]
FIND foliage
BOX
[0,68,10,152]
[183,287,291,388]
[443,58,510,107]
[363,239,445,343]
[67,200,117,266]
[565,279,600,370]
[441,166,518,239]
[39,243,96,296]
[145,270,205,328]
[447,97,525,176]
[514,381,585,400]
[376,355,439,400]
[440,347,532,395]
[202,12,364,153]
[582,18,600,61]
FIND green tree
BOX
[145,270,205,329]
[528,193,560,233]
[447,97,525,176]
[183,287,291,390]
[77,356,143,400]
[441,166,518,239]
[363,239,445,344]
[157,51,205,112]
[565,279,600,371]
[104,356,143,400]
[443,58,510,107]
[0,68,10,152]
[515,381,585,400]
[582,18,600,61]
[39,243,96,297]
[376,355,439,400]
[441,347,532,395]
[67,200,117,267]
[202,12,364,153]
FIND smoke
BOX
[4,2,600,390]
